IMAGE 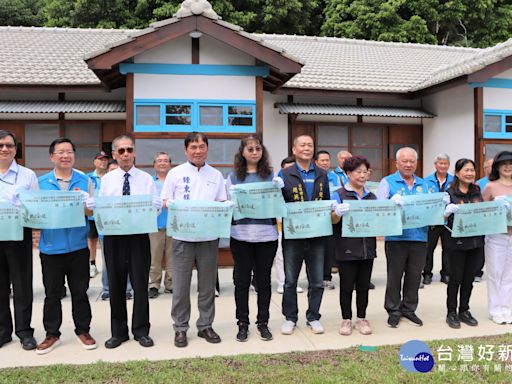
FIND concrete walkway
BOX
[1,241,511,368]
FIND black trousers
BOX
[385,241,427,315]
[475,248,485,278]
[323,235,335,281]
[446,247,482,313]
[423,225,450,278]
[104,234,151,338]
[337,259,374,319]
[231,238,278,325]
[0,228,33,341]
[40,247,91,337]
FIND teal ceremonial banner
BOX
[342,200,402,238]
[451,201,507,238]
[19,190,85,229]
[0,202,23,241]
[365,181,380,195]
[166,200,234,239]
[231,182,287,220]
[283,200,334,239]
[94,195,158,235]
[505,196,512,225]
[401,192,445,229]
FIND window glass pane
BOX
[200,106,223,126]
[206,139,240,164]
[484,115,501,133]
[228,117,252,126]
[506,125,512,133]
[353,148,383,169]
[352,127,382,146]
[506,115,512,124]
[485,143,512,161]
[317,126,348,147]
[135,139,187,165]
[74,147,100,170]
[228,106,253,115]
[166,116,191,125]
[166,105,191,115]
[368,168,382,182]
[65,123,100,145]
[25,147,53,168]
[136,105,160,126]
[25,124,59,145]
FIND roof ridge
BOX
[256,33,481,52]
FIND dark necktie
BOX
[122,173,130,196]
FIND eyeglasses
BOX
[53,151,74,156]
[0,143,15,149]
[117,147,134,155]
[246,146,262,153]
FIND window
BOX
[134,99,256,133]
[483,110,512,138]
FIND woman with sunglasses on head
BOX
[443,159,483,329]
[331,155,376,336]
[482,151,512,325]
[226,134,280,342]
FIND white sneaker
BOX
[281,320,296,335]
[277,285,284,294]
[355,319,372,335]
[89,264,97,278]
[307,320,325,334]
[504,315,512,324]
[490,315,507,325]
[339,320,352,336]
[296,286,304,293]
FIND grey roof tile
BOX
[0,100,126,113]
[275,103,434,118]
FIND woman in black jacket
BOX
[443,158,483,329]
[331,156,376,336]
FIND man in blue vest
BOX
[36,138,96,354]
[334,150,351,186]
[376,147,428,328]
[423,153,453,285]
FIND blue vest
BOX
[384,171,428,243]
[38,170,89,255]
[424,172,453,193]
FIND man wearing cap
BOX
[87,151,109,279]
[148,152,173,299]
[0,130,38,351]
[99,135,162,349]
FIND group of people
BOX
[1,128,512,356]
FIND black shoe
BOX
[148,288,159,299]
[134,335,154,347]
[174,331,187,348]
[236,323,249,342]
[441,275,449,284]
[459,311,478,326]
[446,312,461,329]
[21,337,37,351]
[369,282,375,290]
[198,327,221,344]
[0,337,12,348]
[104,336,129,349]
[257,323,273,341]
[126,292,133,300]
[402,312,423,326]
[387,314,401,328]
[423,275,432,285]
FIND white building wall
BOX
[483,88,512,110]
[199,35,254,65]
[263,92,288,172]
[422,84,474,175]
[134,35,191,64]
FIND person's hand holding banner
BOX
[443,192,451,205]
[152,195,163,210]
[391,193,404,207]
[495,195,512,212]
[334,202,350,217]
[444,203,459,217]
[85,196,95,210]
[272,176,285,189]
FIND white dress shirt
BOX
[0,160,38,201]
[99,166,157,197]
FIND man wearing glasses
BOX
[99,135,161,349]
[161,132,227,348]
[36,138,96,354]
[0,130,38,351]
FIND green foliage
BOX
[0,0,45,26]
[322,0,512,47]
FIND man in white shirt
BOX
[99,135,161,349]
[161,132,227,348]
[0,130,38,351]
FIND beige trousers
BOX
[148,229,173,290]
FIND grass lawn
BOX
[2,334,511,384]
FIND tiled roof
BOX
[2,24,512,93]
[0,100,126,113]
[275,103,435,118]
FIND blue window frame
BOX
[484,110,512,139]
[134,99,256,133]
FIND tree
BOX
[321,0,512,48]
[0,0,46,26]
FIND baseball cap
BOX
[94,151,109,159]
